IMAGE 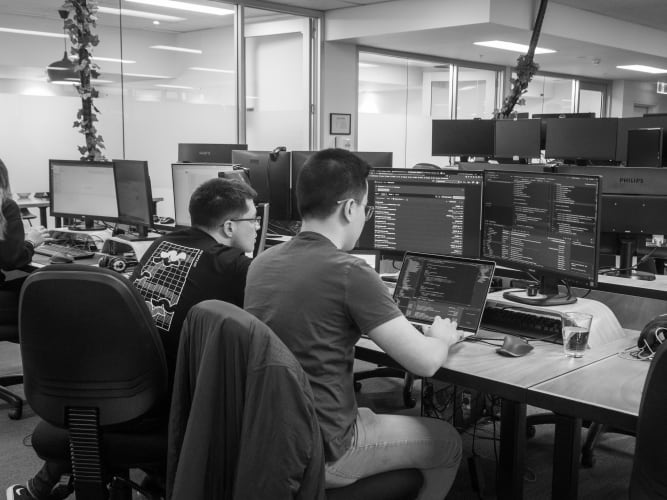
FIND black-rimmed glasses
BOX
[336,199,374,221]
[229,217,262,226]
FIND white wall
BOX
[610,80,667,117]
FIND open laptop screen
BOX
[394,253,495,333]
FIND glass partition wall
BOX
[0,0,319,217]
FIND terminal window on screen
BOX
[51,164,118,218]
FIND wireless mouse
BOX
[496,335,534,357]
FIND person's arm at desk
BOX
[368,315,461,377]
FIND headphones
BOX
[98,255,129,273]
[638,313,667,357]
[269,146,286,161]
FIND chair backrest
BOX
[19,264,168,427]
[630,341,667,499]
[167,300,325,500]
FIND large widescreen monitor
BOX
[231,149,292,220]
[356,168,484,257]
[432,119,495,157]
[544,118,618,162]
[494,119,542,159]
[555,165,667,280]
[49,159,118,230]
[171,163,235,227]
[353,151,393,168]
[291,151,317,219]
[482,170,601,305]
[113,160,154,238]
[177,143,247,163]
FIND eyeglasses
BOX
[336,199,375,221]
[229,216,262,227]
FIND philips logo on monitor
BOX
[619,177,644,184]
[199,151,211,157]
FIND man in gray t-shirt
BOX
[245,148,463,499]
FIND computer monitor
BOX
[112,160,154,238]
[356,168,484,257]
[544,118,618,162]
[177,143,247,163]
[352,151,393,168]
[494,119,542,159]
[534,113,596,151]
[482,170,601,305]
[616,116,667,162]
[231,150,292,220]
[218,166,251,185]
[171,163,235,227]
[626,128,666,167]
[555,165,667,280]
[432,119,495,157]
[49,159,118,230]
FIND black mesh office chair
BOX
[19,265,169,500]
[0,323,22,419]
[629,341,667,499]
[168,300,423,500]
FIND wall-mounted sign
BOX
[657,82,667,95]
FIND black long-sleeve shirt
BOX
[0,199,34,281]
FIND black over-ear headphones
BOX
[269,146,286,161]
[98,255,129,273]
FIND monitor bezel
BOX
[112,159,154,230]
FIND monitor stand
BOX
[502,276,576,306]
[602,238,655,281]
[67,217,106,232]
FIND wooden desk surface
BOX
[528,342,647,433]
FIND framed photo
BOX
[330,113,351,135]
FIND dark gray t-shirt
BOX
[244,231,402,461]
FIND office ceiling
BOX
[2,0,667,81]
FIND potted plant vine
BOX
[60,0,106,161]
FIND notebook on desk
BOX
[393,252,496,337]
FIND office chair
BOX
[20,207,37,227]
[0,323,22,419]
[168,300,423,500]
[629,341,667,499]
[354,368,416,408]
[19,264,169,500]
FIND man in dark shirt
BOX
[7,178,258,500]
[131,177,258,376]
[244,149,462,500]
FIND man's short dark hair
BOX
[189,178,257,229]
[296,148,371,219]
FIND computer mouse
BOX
[49,252,74,264]
[496,335,534,357]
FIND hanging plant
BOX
[60,0,106,161]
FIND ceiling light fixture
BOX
[126,0,233,16]
[92,56,136,64]
[97,6,185,22]
[155,84,195,89]
[150,45,202,54]
[189,66,234,73]
[0,27,67,38]
[617,65,667,74]
[47,10,78,84]
[474,40,556,55]
[124,72,171,78]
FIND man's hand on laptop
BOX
[426,316,464,347]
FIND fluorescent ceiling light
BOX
[155,84,195,89]
[359,63,378,68]
[150,45,202,54]
[98,6,185,22]
[0,27,66,38]
[189,66,234,74]
[474,40,556,55]
[92,56,136,64]
[617,64,667,74]
[126,0,233,16]
[125,72,171,79]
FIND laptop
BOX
[393,252,496,339]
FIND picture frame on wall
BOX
[330,113,351,135]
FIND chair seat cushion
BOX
[325,468,423,500]
[32,418,167,470]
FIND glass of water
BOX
[562,312,593,357]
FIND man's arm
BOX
[367,315,461,377]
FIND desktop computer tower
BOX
[626,128,667,167]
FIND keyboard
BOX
[34,243,95,259]
[481,303,563,344]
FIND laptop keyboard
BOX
[34,242,95,259]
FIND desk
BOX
[355,332,636,500]
[16,197,49,227]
